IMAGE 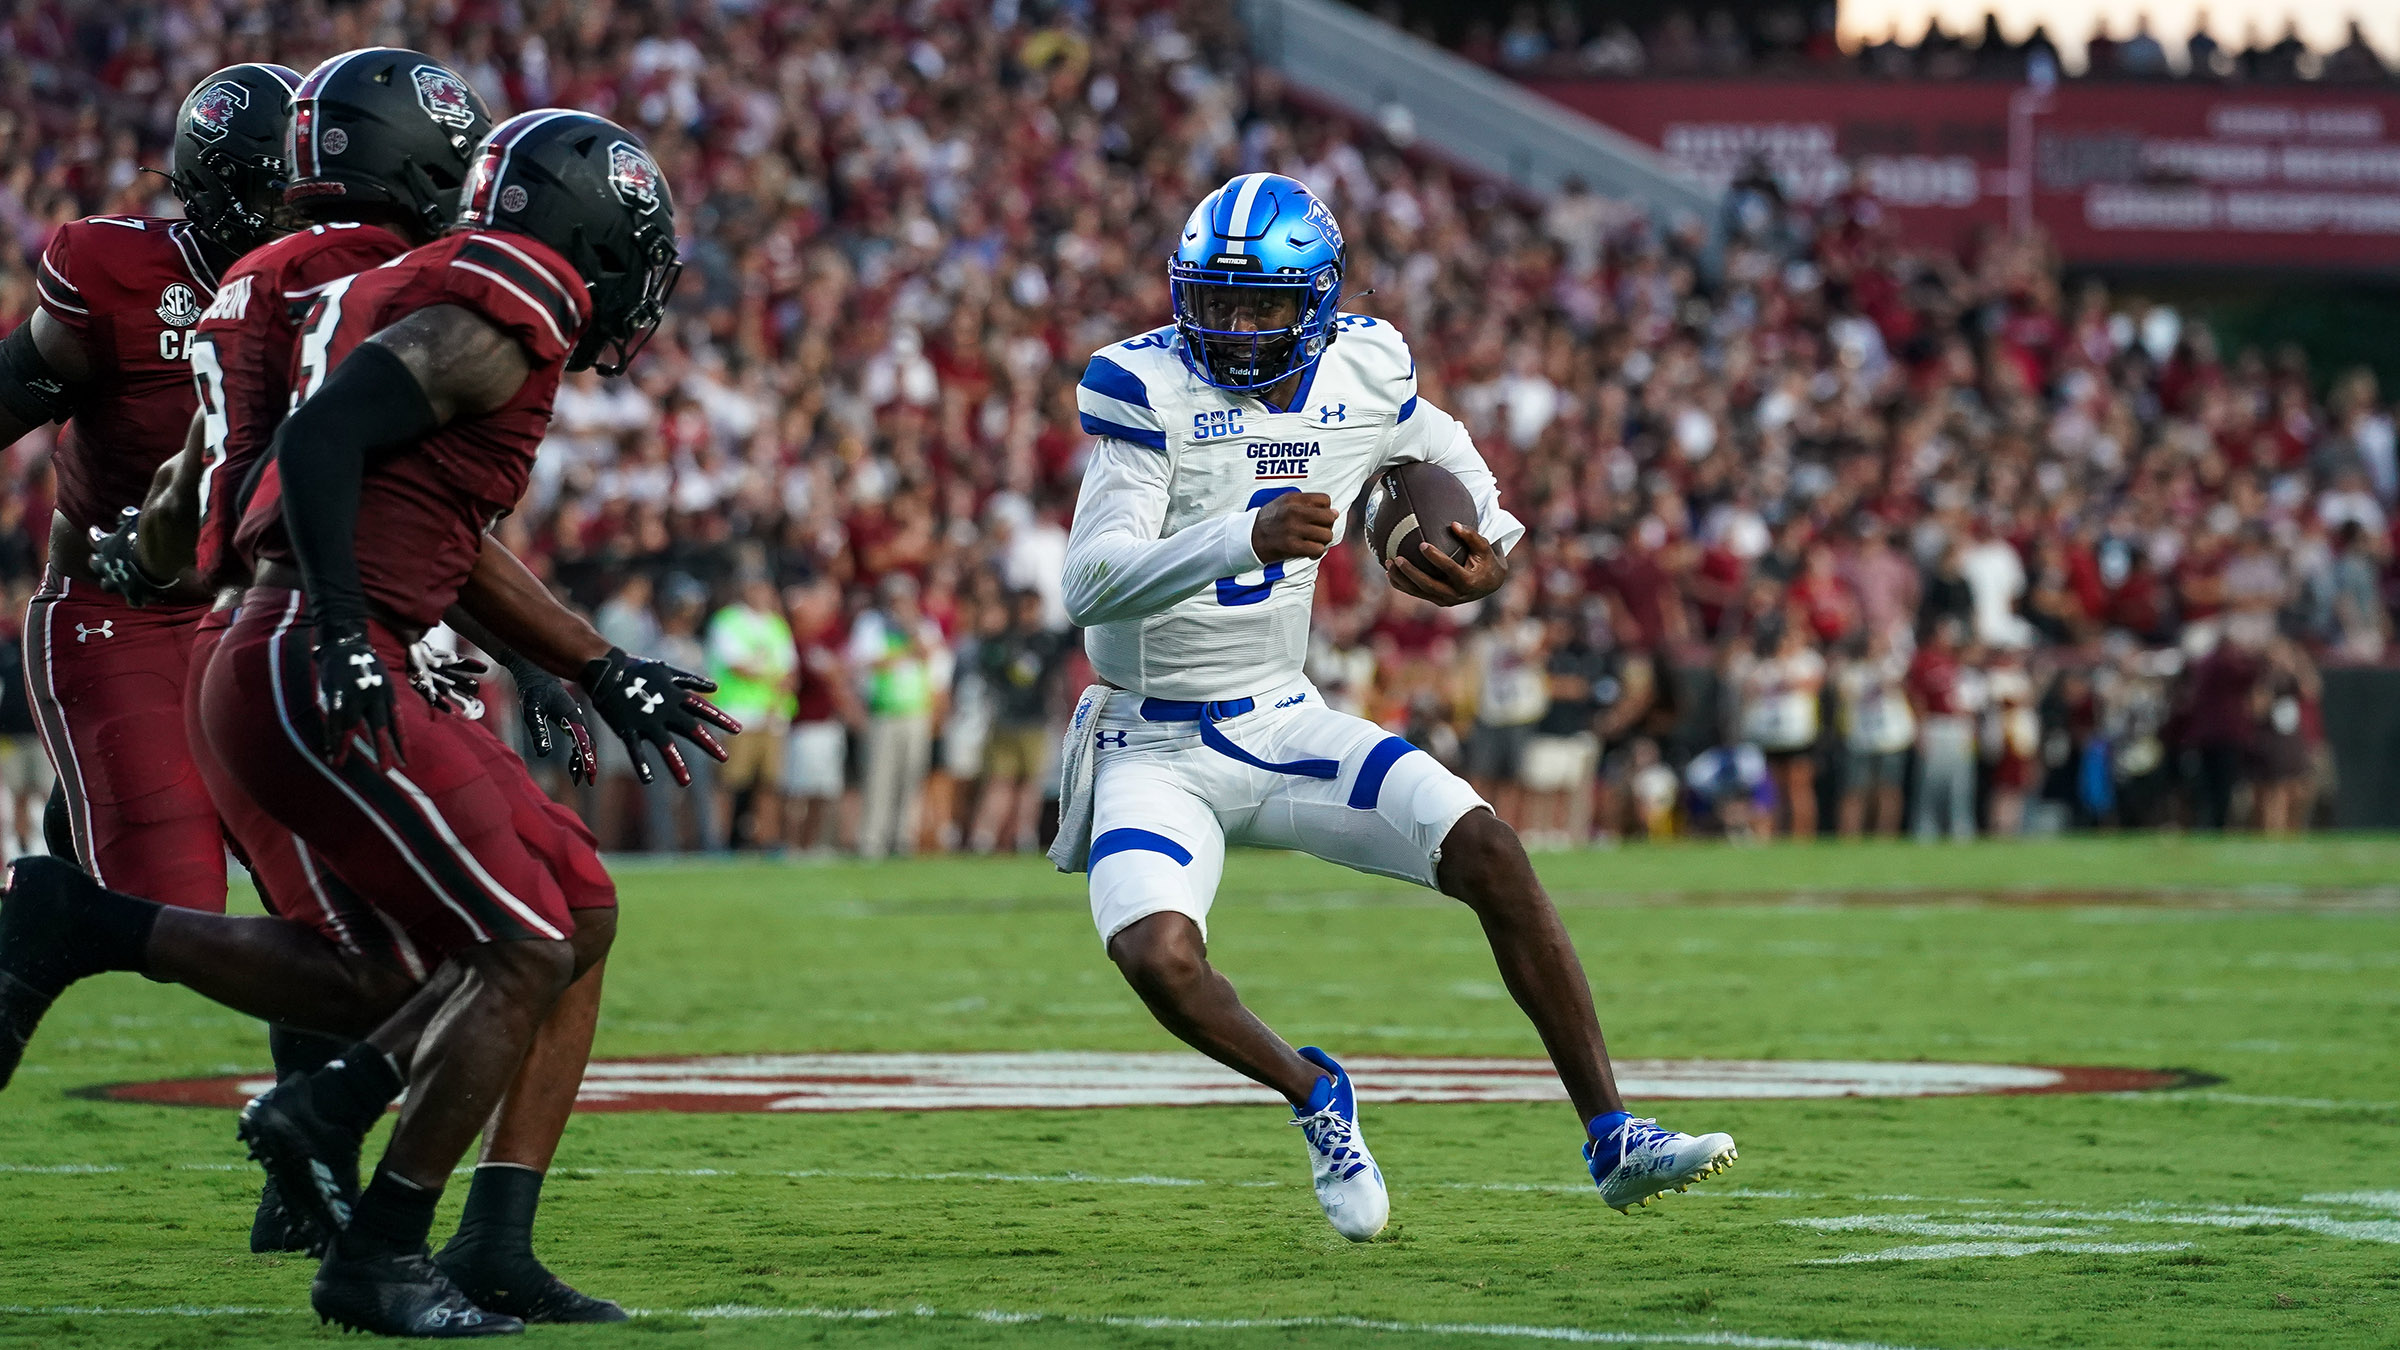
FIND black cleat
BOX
[312,1246,523,1337]
[435,1243,628,1324]
[0,857,111,1091]
[237,1075,365,1256]
[251,1174,315,1254]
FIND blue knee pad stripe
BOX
[1089,827,1193,867]
[1347,736,1420,810]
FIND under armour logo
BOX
[348,650,384,689]
[627,676,665,715]
[1095,729,1128,749]
[75,621,113,642]
[1317,403,1346,423]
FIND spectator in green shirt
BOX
[847,573,952,858]
[707,571,797,849]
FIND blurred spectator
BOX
[1909,617,1982,840]
[2254,636,2324,833]
[646,585,720,853]
[1981,646,2039,835]
[2184,631,2264,830]
[1520,612,1606,847]
[1834,628,1914,838]
[850,574,949,859]
[0,582,51,859]
[708,571,796,849]
[969,589,1068,854]
[782,578,857,855]
[1463,588,1551,825]
[1734,621,1826,837]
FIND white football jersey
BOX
[1063,315,1523,701]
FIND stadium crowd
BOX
[0,0,2390,859]
[1420,4,2397,85]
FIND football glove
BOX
[88,506,179,608]
[510,660,597,787]
[578,646,739,787]
[312,621,404,767]
[406,644,488,719]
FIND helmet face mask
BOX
[1168,174,1344,394]
[171,64,302,256]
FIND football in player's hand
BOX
[1365,461,1477,572]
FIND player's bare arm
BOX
[0,310,113,585]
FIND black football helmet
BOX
[170,63,302,256]
[457,110,680,376]
[286,48,492,238]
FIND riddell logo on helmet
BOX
[187,81,247,144]
[608,142,663,212]
[412,66,477,130]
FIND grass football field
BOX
[1,835,2396,1348]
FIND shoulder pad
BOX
[1077,334,1174,451]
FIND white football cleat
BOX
[1291,1046,1388,1241]
[1585,1112,1737,1213]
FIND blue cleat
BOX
[1585,1110,1737,1213]
[1291,1046,1388,1240]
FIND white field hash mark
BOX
[0,1301,2002,1350]
[1804,1241,2192,1265]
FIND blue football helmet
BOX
[1169,173,1345,393]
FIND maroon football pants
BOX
[196,588,609,966]
[22,568,227,911]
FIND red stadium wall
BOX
[1523,78,2400,271]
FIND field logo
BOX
[95,1053,2207,1115]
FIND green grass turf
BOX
[1,835,2396,1348]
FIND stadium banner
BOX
[1523,78,2400,270]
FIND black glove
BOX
[509,659,597,786]
[312,621,404,767]
[579,646,740,787]
[407,643,489,717]
[88,506,179,608]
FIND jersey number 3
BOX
[1216,487,1297,607]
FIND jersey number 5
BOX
[1216,487,1297,607]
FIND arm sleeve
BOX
[275,342,439,634]
[1383,395,1527,559]
[1062,436,1262,628]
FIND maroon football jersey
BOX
[35,215,224,534]
[239,229,588,630]
[190,221,411,589]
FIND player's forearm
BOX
[456,541,608,679]
[1062,511,1260,627]
[1396,401,1525,557]
[132,420,207,584]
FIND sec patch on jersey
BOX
[1365,461,1476,570]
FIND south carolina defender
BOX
[87,52,656,1311]
[1055,173,1734,1238]
[0,63,297,911]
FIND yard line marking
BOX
[2305,1191,2400,1210]
[646,1303,1995,1349]
[0,1163,121,1174]
[0,1301,2002,1349]
[2109,1091,2398,1112]
[1804,1241,2191,1265]
[1994,1207,2400,1244]
[1783,1216,2103,1239]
